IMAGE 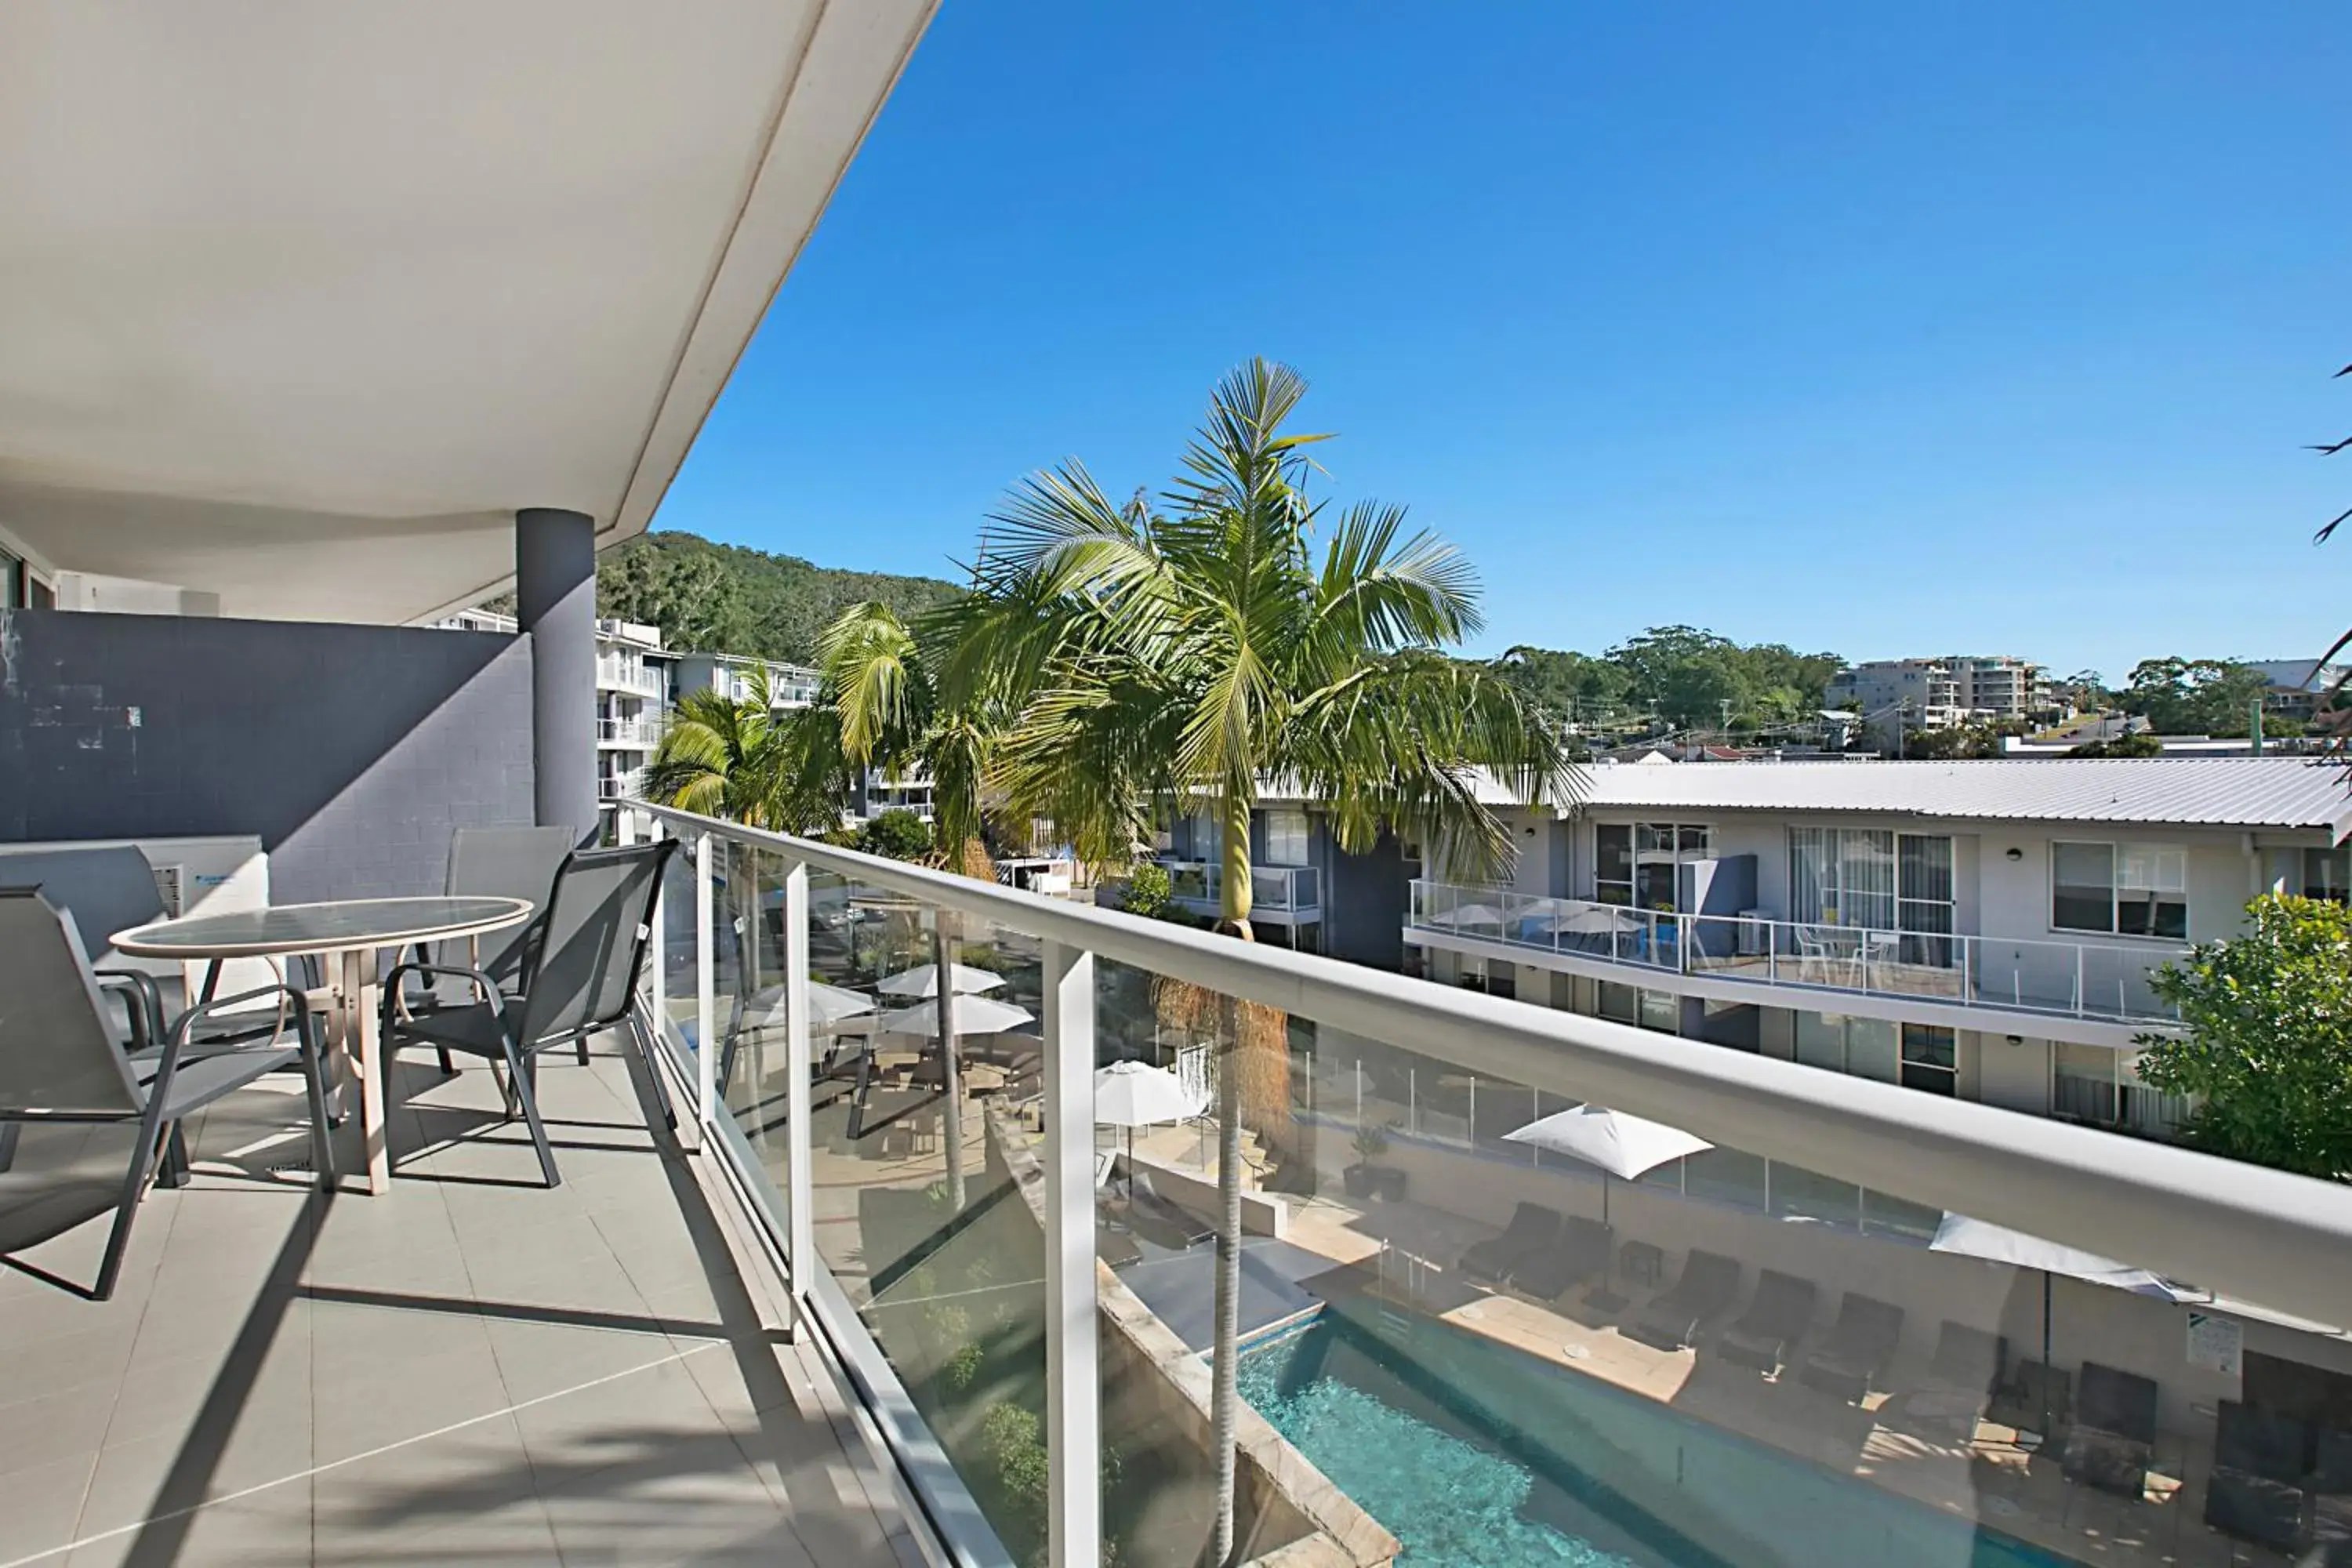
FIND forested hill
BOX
[588,531,963,665]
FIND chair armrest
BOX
[94,971,159,1052]
[382,960,501,1007]
[175,984,310,1049]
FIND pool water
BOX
[1237,1313,2079,1568]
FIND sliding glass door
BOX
[1791,828,1955,966]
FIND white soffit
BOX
[0,0,934,623]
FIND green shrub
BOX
[1122,862,1174,920]
[859,808,933,862]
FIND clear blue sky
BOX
[653,2,2352,685]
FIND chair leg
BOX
[630,1014,678,1133]
[95,1113,169,1301]
[504,1045,561,1189]
[436,1047,456,1076]
[158,1123,192,1189]
[0,1120,18,1174]
[575,1036,590,1066]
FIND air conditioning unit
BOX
[151,863,187,918]
[1735,909,1769,957]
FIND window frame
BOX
[2050,839,2188,941]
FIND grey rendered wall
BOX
[0,608,535,901]
[1317,820,1408,971]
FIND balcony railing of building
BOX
[595,654,664,696]
[1410,880,2187,1025]
[621,800,2352,1568]
[1160,858,1322,916]
[597,770,643,801]
[597,713,666,746]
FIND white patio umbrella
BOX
[743,978,877,1030]
[876,961,1006,999]
[1505,1105,1713,1306]
[1542,905,1639,936]
[1093,1060,1210,1203]
[875,994,1035,1037]
[1930,1212,2200,1432]
[1428,902,1507,930]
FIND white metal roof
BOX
[1573,757,2352,840]
[0,2,933,625]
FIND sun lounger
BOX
[1622,1250,1743,1351]
[1799,1294,1905,1403]
[2203,1400,2310,1550]
[2062,1362,2160,1496]
[1715,1270,1819,1376]
[1987,1358,2071,1437]
[1889,1322,2005,1443]
[1508,1216,1613,1302]
[1459,1202,1563,1286]
[1126,1167,1216,1250]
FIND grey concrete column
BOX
[514,507,597,839]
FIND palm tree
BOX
[818,601,996,880]
[816,600,1009,1210]
[950,358,1576,1564]
[641,664,847,833]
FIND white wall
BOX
[1975,1032,2053,1116]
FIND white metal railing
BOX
[595,655,663,696]
[625,800,2352,1568]
[597,713,666,746]
[1409,880,2187,1025]
[1160,858,1323,914]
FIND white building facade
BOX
[1405,757,2352,1142]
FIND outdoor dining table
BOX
[111,895,536,1196]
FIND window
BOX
[1899,1024,1958,1096]
[1595,822,1711,909]
[1795,1011,1899,1083]
[2052,841,2187,938]
[1597,980,1639,1024]
[2305,848,2350,904]
[1636,988,1680,1034]
[1264,809,1311,867]
[0,546,21,609]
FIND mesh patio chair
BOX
[1459,1202,1563,1285]
[389,826,577,1082]
[0,889,335,1301]
[380,841,674,1188]
[2204,1400,2311,1550]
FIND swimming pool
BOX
[1238,1310,2080,1568]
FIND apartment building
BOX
[441,608,674,824]
[1385,758,2352,1140]
[1828,655,2062,737]
[669,649,819,710]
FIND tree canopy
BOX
[2119,657,2272,737]
[587,531,962,663]
[2139,895,2352,1181]
[1494,626,1843,735]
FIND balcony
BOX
[1409,881,2187,1029]
[597,769,644,802]
[9,803,2352,1568]
[597,713,666,748]
[594,657,664,699]
[1160,858,1323,924]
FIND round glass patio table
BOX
[113,896,535,1196]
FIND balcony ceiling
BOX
[0,1,932,624]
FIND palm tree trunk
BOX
[1210,786,1253,1568]
[932,924,964,1211]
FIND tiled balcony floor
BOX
[0,1034,920,1568]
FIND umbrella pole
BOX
[2041,1270,2054,1439]
[1588,1173,1628,1315]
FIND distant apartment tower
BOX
[669,651,818,711]
[441,609,671,825]
[1828,655,2060,739]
